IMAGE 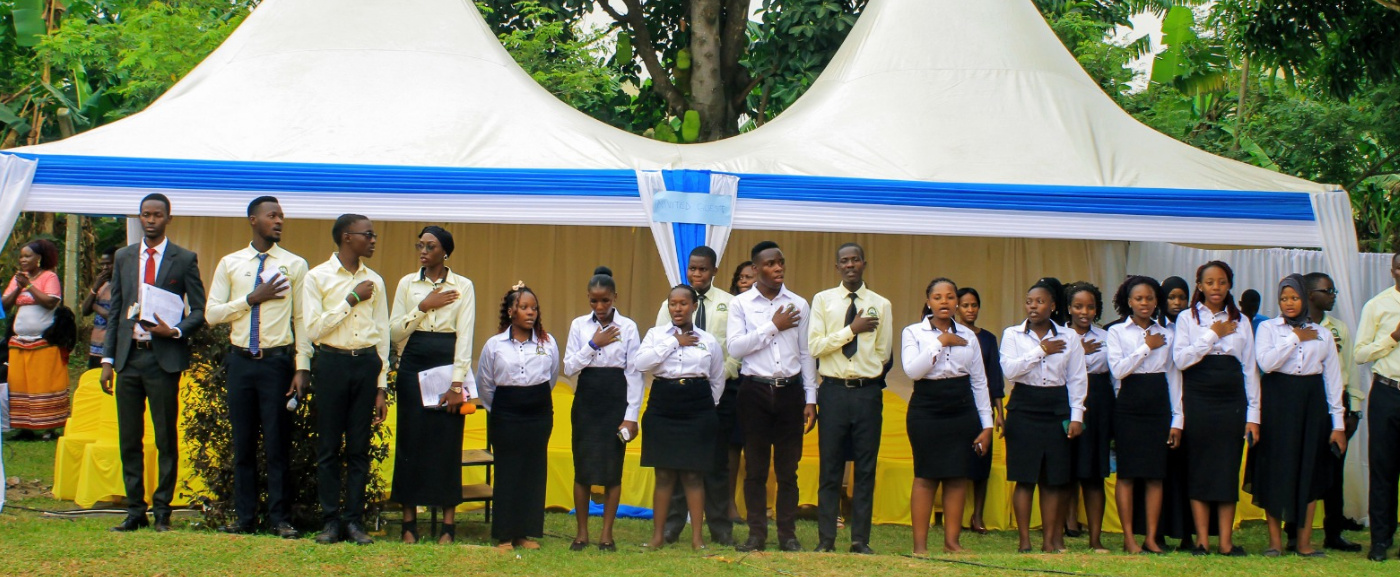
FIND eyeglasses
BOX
[345,231,378,240]
[1311,288,1338,295]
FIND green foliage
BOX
[744,0,866,123]
[181,323,394,528]
[489,1,619,114]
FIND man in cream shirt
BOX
[1357,253,1400,562]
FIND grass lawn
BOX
[0,437,1383,576]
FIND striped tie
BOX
[250,253,268,354]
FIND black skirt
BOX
[572,367,628,486]
[642,377,718,472]
[390,332,466,507]
[490,383,553,542]
[1072,372,1115,480]
[1181,355,1247,503]
[1244,372,1333,525]
[1004,384,1072,486]
[1115,372,1172,480]
[907,376,981,479]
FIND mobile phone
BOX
[617,427,632,443]
[1330,441,1343,458]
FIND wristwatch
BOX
[449,385,464,394]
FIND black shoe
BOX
[1285,541,1297,553]
[1369,546,1388,562]
[711,532,735,547]
[109,515,149,532]
[813,539,835,552]
[315,522,342,545]
[663,528,681,544]
[735,537,766,552]
[272,522,300,540]
[344,523,374,545]
[598,542,616,552]
[779,538,803,552]
[1191,544,1209,556]
[850,542,875,555]
[1324,536,1363,552]
[219,523,256,535]
[152,514,173,533]
[1220,546,1247,557]
[1064,527,1084,538]
[1341,518,1366,532]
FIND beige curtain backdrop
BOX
[169,217,1127,396]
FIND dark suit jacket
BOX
[103,240,207,373]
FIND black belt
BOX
[132,340,153,350]
[316,345,377,357]
[231,344,292,360]
[655,377,707,387]
[746,375,801,388]
[822,376,883,389]
[1377,374,1400,390]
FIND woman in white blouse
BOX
[1247,274,1347,558]
[634,285,726,550]
[1107,276,1182,554]
[477,283,559,552]
[387,227,475,544]
[901,278,993,554]
[563,267,642,552]
[1171,261,1259,556]
[1063,282,1112,552]
[1000,278,1087,554]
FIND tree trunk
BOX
[689,0,731,141]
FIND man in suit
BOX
[101,193,207,533]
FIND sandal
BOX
[598,542,616,552]
[1263,549,1281,558]
[437,524,455,544]
[401,520,419,544]
[570,540,589,552]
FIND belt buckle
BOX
[843,378,861,389]
[249,349,264,360]
[349,347,360,357]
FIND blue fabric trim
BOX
[7,153,1318,221]
[662,170,712,275]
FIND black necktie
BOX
[843,292,859,359]
[695,293,707,331]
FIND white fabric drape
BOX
[635,171,739,286]
[0,155,37,255]
[703,173,738,270]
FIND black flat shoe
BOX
[569,540,588,551]
[735,537,766,552]
[1064,527,1084,538]
[779,538,803,552]
[1220,546,1247,557]
[272,522,300,540]
[663,529,681,544]
[598,542,616,552]
[711,533,735,547]
[850,542,875,555]
[1370,546,1388,562]
[1296,550,1326,558]
[1324,536,1362,552]
[315,522,342,545]
[110,516,149,532]
[152,514,173,533]
[813,539,836,553]
[344,522,374,545]
[1191,545,1209,556]
[219,523,256,535]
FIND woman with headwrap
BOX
[388,226,476,544]
[1246,274,1347,558]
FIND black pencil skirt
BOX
[572,367,628,486]
[1115,372,1173,480]
[1182,355,1247,503]
[390,332,465,507]
[1072,372,1115,480]
[642,377,717,472]
[1004,384,1073,486]
[490,383,553,542]
[907,376,981,479]
[1244,372,1333,525]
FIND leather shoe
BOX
[779,538,803,552]
[272,522,300,540]
[850,542,875,555]
[152,514,173,533]
[219,523,256,535]
[1324,536,1363,552]
[315,521,342,545]
[109,516,149,532]
[813,539,836,553]
[711,532,735,547]
[663,528,681,545]
[1370,546,1388,562]
[735,537,766,552]
[344,523,374,545]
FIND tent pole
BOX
[64,213,79,308]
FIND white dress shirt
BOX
[633,325,726,404]
[476,330,560,412]
[901,318,993,428]
[1255,317,1346,430]
[564,310,644,421]
[1066,324,1110,375]
[1000,320,1089,423]
[133,237,169,342]
[1107,320,1184,429]
[1172,303,1261,424]
[726,285,819,403]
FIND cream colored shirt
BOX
[1319,314,1359,405]
[205,243,313,370]
[1356,287,1400,382]
[808,283,893,380]
[303,254,390,388]
[389,268,476,384]
[655,286,738,380]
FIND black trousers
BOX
[664,382,738,540]
[313,351,381,524]
[816,379,882,544]
[1371,379,1400,548]
[738,377,806,542]
[116,347,181,517]
[226,350,295,527]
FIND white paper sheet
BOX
[259,269,291,297]
[417,365,454,408]
[138,284,185,326]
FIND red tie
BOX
[144,248,157,285]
